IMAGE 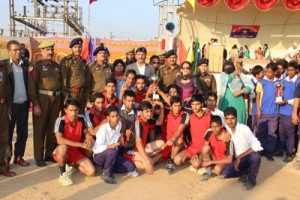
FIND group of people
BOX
[1,37,300,191]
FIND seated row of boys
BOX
[54,87,263,190]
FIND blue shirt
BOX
[256,78,280,115]
[280,76,297,116]
[116,81,135,99]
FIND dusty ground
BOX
[1,116,300,200]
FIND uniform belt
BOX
[0,99,5,104]
[39,90,61,96]
[70,88,83,93]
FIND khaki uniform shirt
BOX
[28,60,62,105]
[0,61,11,110]
[158,64,180,92]
[89,61,114,93]
[60,54,89,94]
[198,73,217,93]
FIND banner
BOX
[230,25,260,38]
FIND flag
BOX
[178,40,188,65]
[81,34,90,62]
[89,37,97,63]
[186,40,194,63]
[192,38,199,74]
[187,0,196,12]
[89,0,97,4]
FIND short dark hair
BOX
[167,84,180,94]
[170,96,182,106]
[191,94,204,104]
[105,77,117,86]
[7,40,20,50]
[206,91,218,101]
[90,92,105,103]
[252,65,264,77]
[125,69,137,77]
[105,105,119,116]
[276,59,288,69]
[224,107,237,117]
[113,59,125,72]
[64,98,80,109]
[138,101,152,111]
[135,47,147,54]
[135,74,146,83]
[123,90,136,99]
[266,62,277,72]
[211,115,222,125]
[287,60,298,70]
[150,55,159,62]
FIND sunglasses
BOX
[152,62,159,64]
[182,67,191,70]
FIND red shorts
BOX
[160,145,172,159]
[123,148,138,162]
[53,147,86,165]
[184,144,202,157]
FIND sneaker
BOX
[65,164,74,177]
[283,155,295,163]
[273,151,283,157]
[59,172,73,186]
[266,154,274,161]
[188,165,198,172]
[197,167,206,175]
[199,173,214,181]
[127,170,139,177]
[243,180,254,190]
[101,175,116,184]
[166,163,175,174]
[238,175,248,183]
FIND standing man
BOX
[156,50,167,66]
[124,47,136,67]
[286,42,298,62]
[5,40,30,168]
[89,46,114,95]
[158,50,180,92]
[28,40,62,167]
[125,47,155,86]
[0,49,16,177]
[60,38,89,114]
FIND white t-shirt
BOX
[137,63,146,75]
[286,47,298,61]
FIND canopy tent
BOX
[177,0,300,58]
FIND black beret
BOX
[223,60,234,68]
[93,46,108,56]
[165,49,177,58]
[69,38,83,48]
[197,58,209,66]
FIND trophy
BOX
[275,82,283,102]
[149,74,160,101]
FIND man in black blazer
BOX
[125,47,155,86]
[5,40,30,168]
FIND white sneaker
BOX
[127,170,139,177]
[59,172,73,186]
[188,165,198,172]
[197,167,206,175]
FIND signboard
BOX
[230,25,260,38]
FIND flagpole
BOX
[88,3,91,34]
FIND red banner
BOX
[253,0,278,11]
[230,25,260,38]
[224,0,250,10]
[197,0,220,7]
[283,0,300,10]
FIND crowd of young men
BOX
[1,38,300,191]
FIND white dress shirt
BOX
[93,121,122,154]
[227,123,263,157]
[137,63,146,75]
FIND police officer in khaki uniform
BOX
[158,50,181,92]
[156,49,167,65]
[124,47,136,66]
[28,40,62,167]
[60,38,89,114]
[0,60,16,176]
[194,58,217,94]
[88,46,114,95]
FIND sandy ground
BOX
[1,115,300,200]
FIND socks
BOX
[59,165,66,175]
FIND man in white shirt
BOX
[222,107,263,190]
[93,105,137,184]
[205,92,225,125]
[286,42,298,62]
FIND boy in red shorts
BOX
[159,96,189,174]
[192,115,234,181]
[174,94,211,168]
[54,99,96,186]
[123,100,165,174]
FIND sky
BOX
[0,0,180,40]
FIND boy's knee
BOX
[86,165,96,177]
[173,155,182,166]
[202,145,211,154]
[56,145,67,155]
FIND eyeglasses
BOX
[182,67,191,70]
[152,62,159,64]
[9,49,21,52]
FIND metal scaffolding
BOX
[9,0,84,37]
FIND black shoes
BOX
[101,175,116,184]
[45,157,56,163]
[266,154,274,161]
[36,160,47,167]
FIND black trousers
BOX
[7,101,29,159]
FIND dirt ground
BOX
[1,116,300,200]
